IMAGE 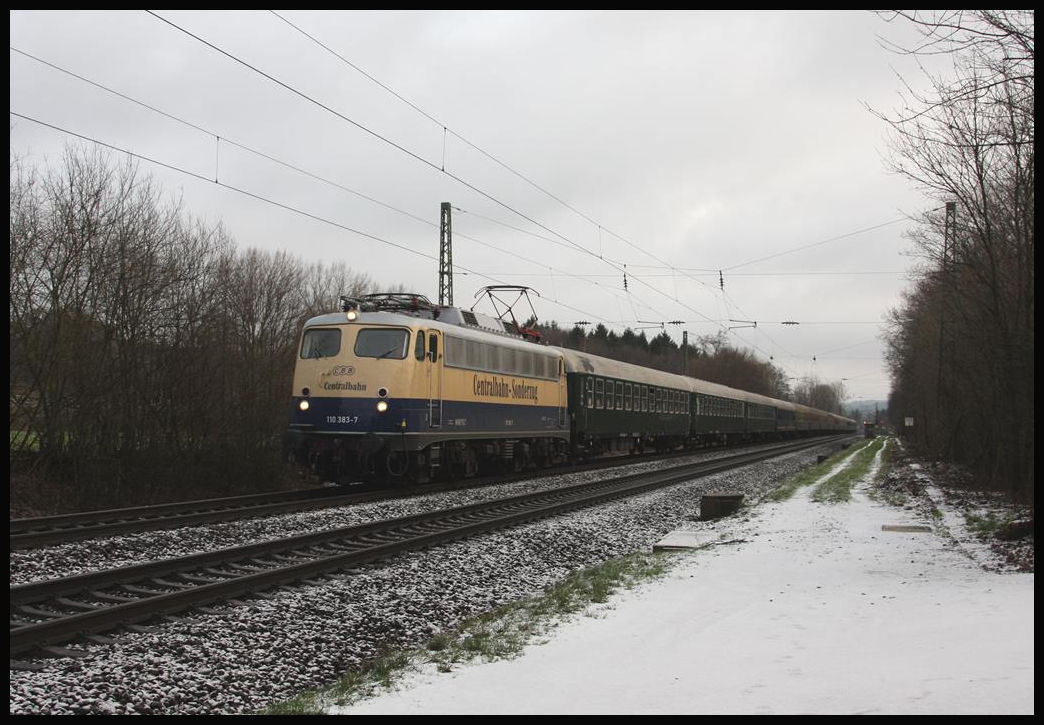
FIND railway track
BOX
[10,436,847,663]
[10,438,836,550]
[9,486,346,551]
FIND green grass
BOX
[811,437,885,503]
[964,510,1014,536]
[764,445,855,502]
[260,550,677,715]
[766,438,887,503]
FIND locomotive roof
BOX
[302,310,562,357]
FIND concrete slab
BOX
[653,529,722,551]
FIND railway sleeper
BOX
[203,567,240,579]
[89,589,137,604]
[318,542,358,554]
[120,584,166,596]
[39,645,88,659]
[180,572,228,584]
[270,553,308,564]
[16,604,62,619]
[122,624,157,634]
[10,660,50,672]
[53,596,104,612]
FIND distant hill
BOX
[845,400,887,421]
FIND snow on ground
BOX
[332,448,1034,715]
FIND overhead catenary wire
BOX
[267,10,918,336]
[8,47,671,333]
[147,10,915,357]
[9,110,619,330]
[143,11,703,331]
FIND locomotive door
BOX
[426,329,443,427]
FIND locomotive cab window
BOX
[355,328,409,359]
[300,328,341,359]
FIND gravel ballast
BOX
[10,445,833,715]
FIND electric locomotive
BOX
[287,294,569,484]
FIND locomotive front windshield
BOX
[300,328,341,359]
[354,328,410,360]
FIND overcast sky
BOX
[9,10,954,403]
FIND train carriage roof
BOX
[556,347,696,390]
[556,347,795,410]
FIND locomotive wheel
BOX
[514,444,531,472]
[384,451,412,486]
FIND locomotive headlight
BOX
[299,399,310,411]
[376,400,389,413]
[346,309,358,321]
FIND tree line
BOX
[875,11,1033,506]
[10,147,374,512]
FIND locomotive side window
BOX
[606,381,614,410]
[585,378,594,408]
[414,332,426,361]
[355,328,409,359]
[428,333,438,361]
[301,328,341,359]
[615,382,623,410]
[625,383,632,411]
[595,379,604,409]
[642,385,648,412]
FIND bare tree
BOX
[9,145,383,511]
[874,10,1034,503]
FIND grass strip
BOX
[810,437,884,503]
[262,549,677,714]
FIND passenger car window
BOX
[354,328,409,359]
[300,328,341,359]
